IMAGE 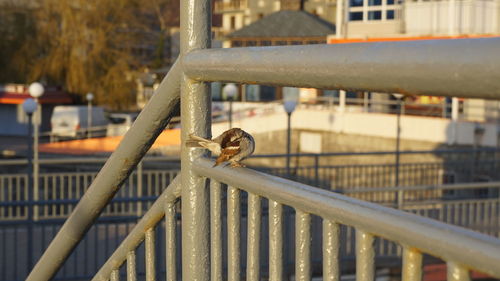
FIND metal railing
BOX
[25,2,500,281]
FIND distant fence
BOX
[1,150,500,280]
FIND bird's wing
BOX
[214,146,241,166]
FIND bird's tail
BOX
[185,134,210,147]
[186,134,221,154]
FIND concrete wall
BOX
[212,106,500,152]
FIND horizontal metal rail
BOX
[26,60,181,281]
[344,180,500,193]
[183,37,500,99]
[91,175,181,281]
[193,158,500,278]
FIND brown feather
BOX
[213,146,240,167]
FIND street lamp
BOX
[28,82,44,222]
[223,83,238,129]
[392,93,404,208]
[22,98,37,271]
[284,99,298,178]
[86,93,94,138]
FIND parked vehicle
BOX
[106,113,138,136]
[50,106,108,140]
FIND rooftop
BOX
[227,10,335,39]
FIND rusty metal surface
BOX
[184,38,500,99]
[193,158,500,278]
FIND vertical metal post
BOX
[356,229,375,281]
[269,200,283,281]
[137,160,143,217]
[87,100,92,138]
[210,180,222,281]
[395,98,403,208]
[165,203,177,281]
[286,112,292,178]
[295,210,311,281]
[26,113,34,272]
[335,0,343,39]
[229,99,233,129]
[339,91,346,113]
[323,219,340,281]
[447,262,471,281]
[247,193,262,281]
[180,0,211,280]
[402,247,422,281]
[450,97,459,145]
[33,101,40,222]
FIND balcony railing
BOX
[22,1,500,281]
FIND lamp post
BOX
[472,123,485,181]
[284,100,297,178]
[223,83,238,129]
[86,93,94,138]
[28,82,44,222]
[22,98,37,272]
[392,93,404,208]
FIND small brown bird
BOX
[186,128,255,167]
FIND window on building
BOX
[275,41,287,45]
[232,40,242,47]
[246,40,257,46]
[261,40,272,46]
[349,12,363,21]
[368,11,382,20]
[230,16,236,29]
[349,0,398,21]
[350,0,363,7]
[386,10,395,19]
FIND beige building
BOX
[214,0,337,36]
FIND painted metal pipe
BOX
[110,269,119,281]
[356,230,375,281]
[27,61,182,281]
[145,228,156,281]
[184,38,500,100]
[269,200,283,281]
[91,176,181,281]
[295,210,311,281]
[210,180,223,281]
[193,158,500,278]
[447,262,471,281]
[127,251,137,281]
[228,186,241,281]
[323,219,340,281]
[247,193,262,281]
[179,0,211,279]
[402,247,423,281]
[165,202,177,281]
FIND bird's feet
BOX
[230,162,245,168]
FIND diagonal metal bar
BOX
[92,175,181,281]
[183,38,500,99]
[26,60,182,281]
[193,158,500,278]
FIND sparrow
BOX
[186,128,255,167]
